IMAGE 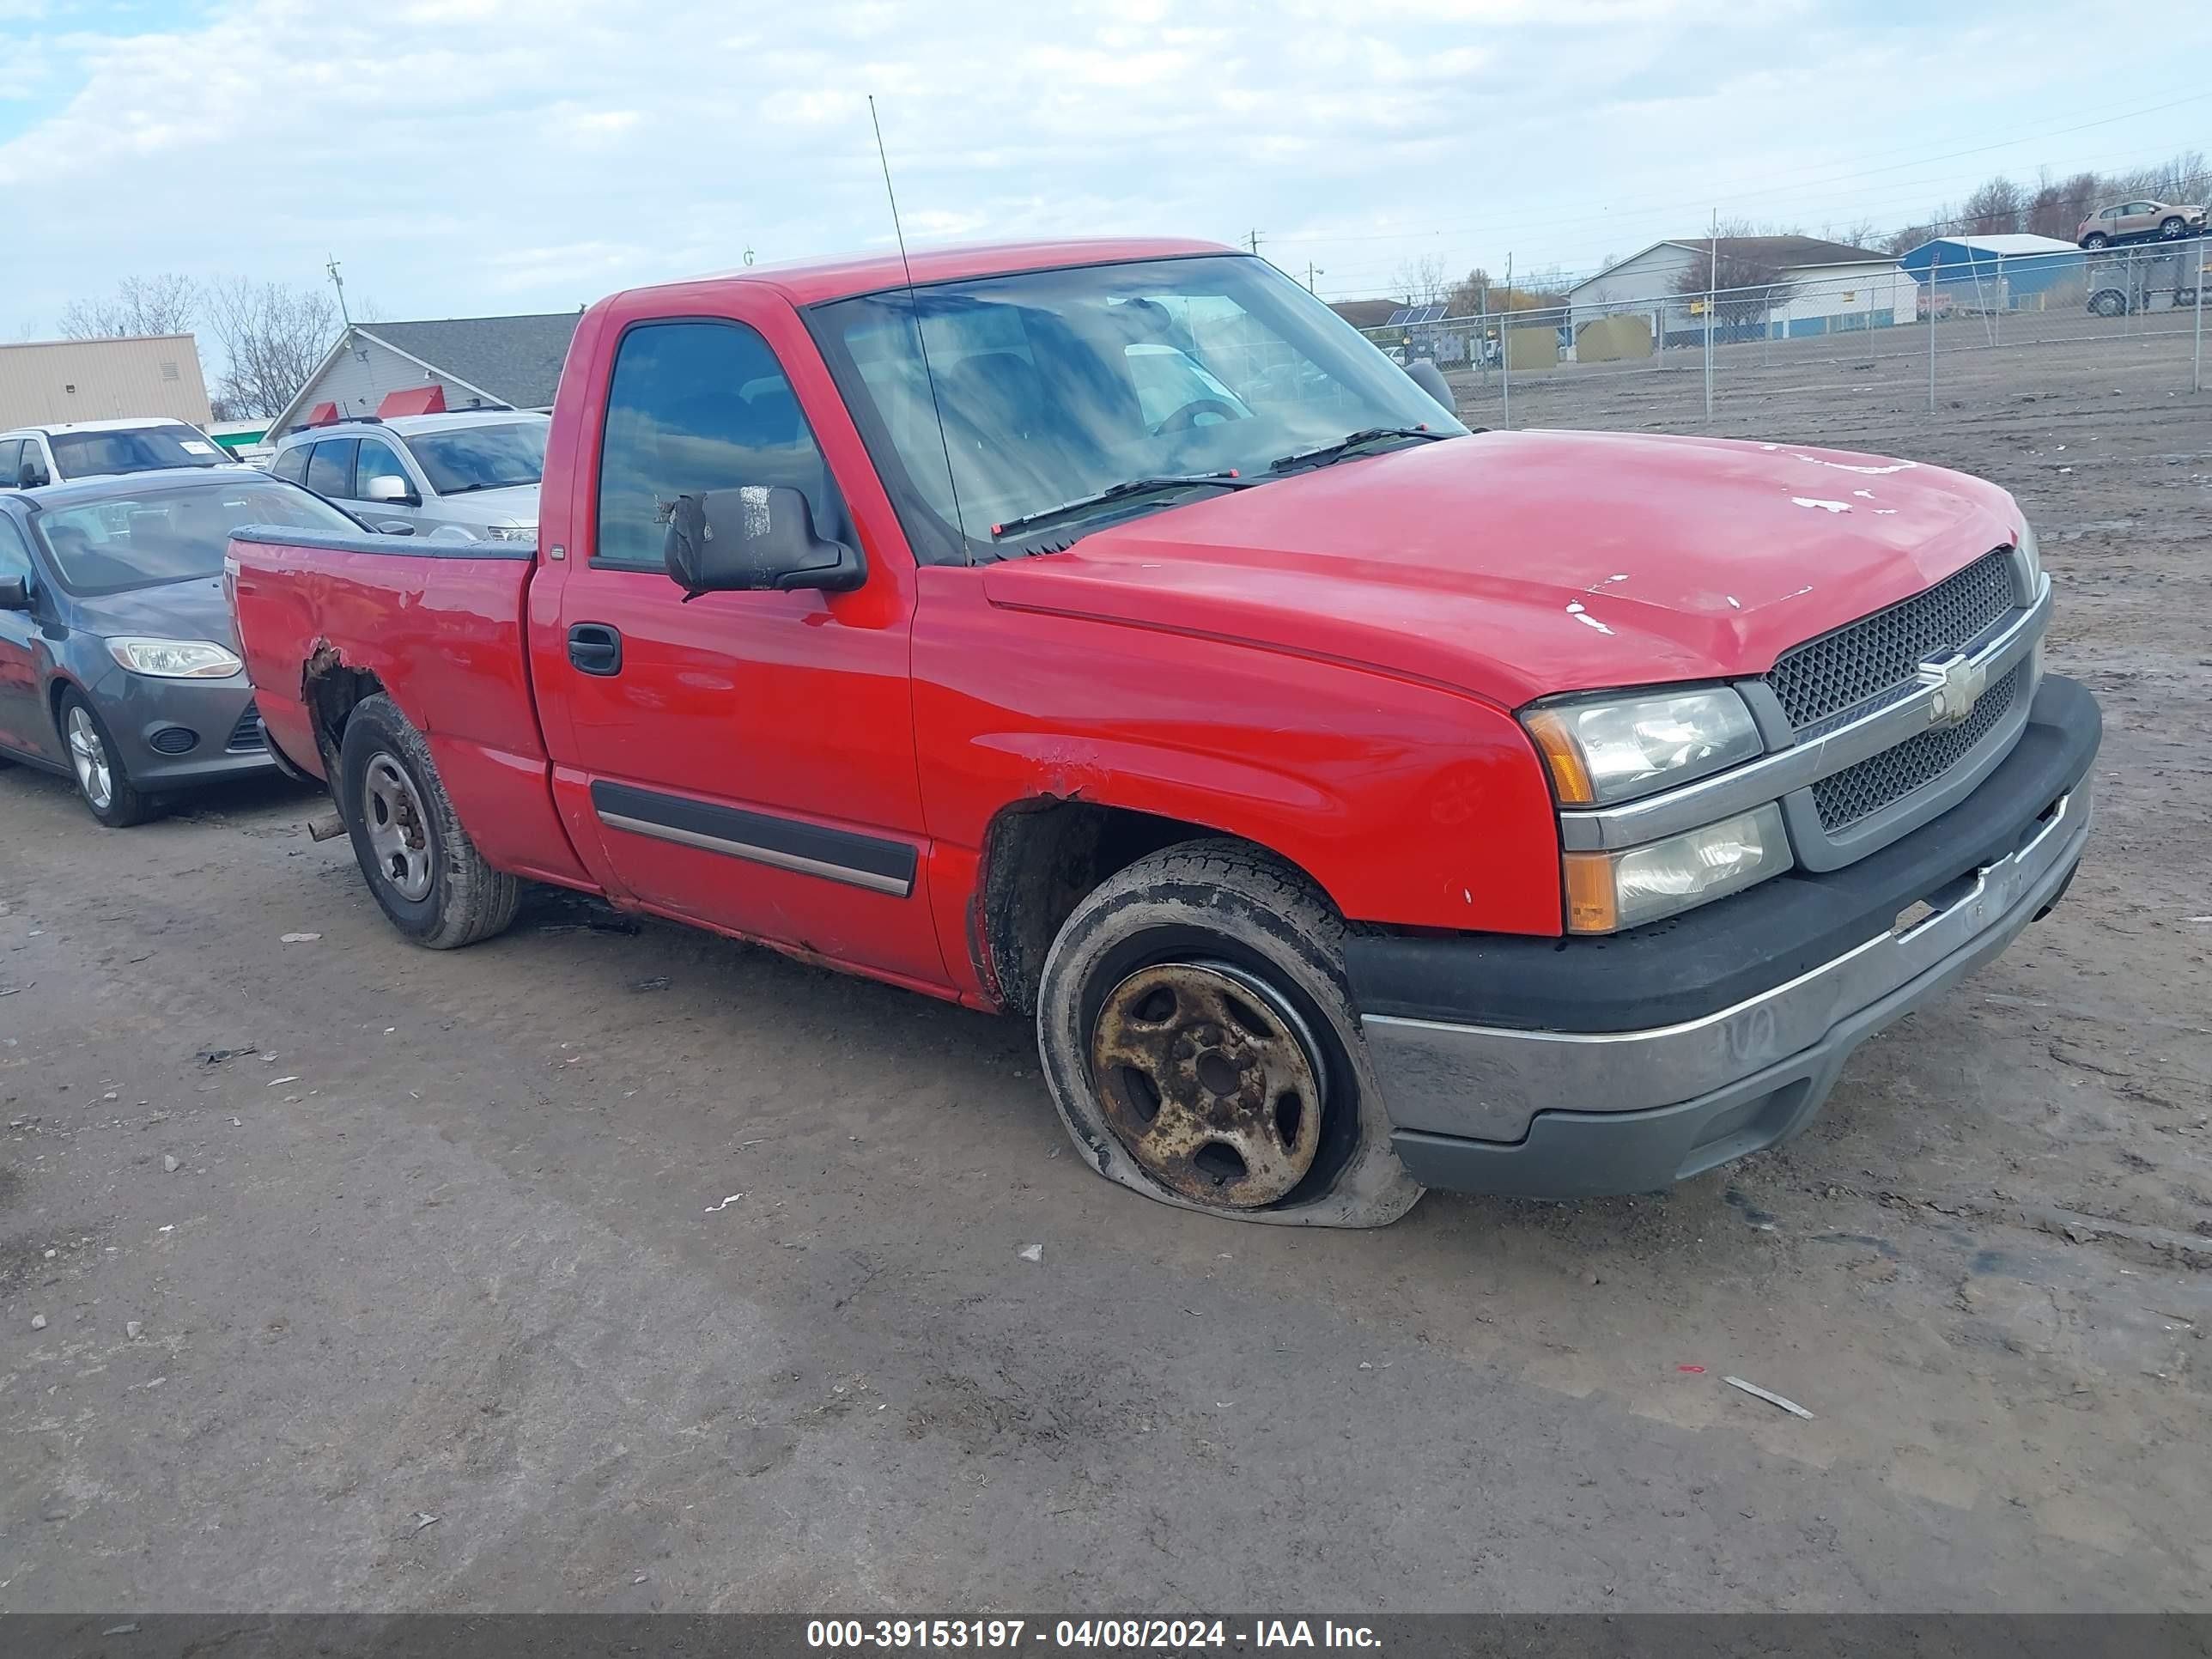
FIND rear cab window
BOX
[271,445,312,484]
[592,320,844,570]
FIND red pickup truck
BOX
[228,237,2099,1227]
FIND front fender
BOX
[913,570,1563,939]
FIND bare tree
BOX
[1391,253,1447,307]
[1673,243,1798,343]
[201,278,338,419]
[1960,176,2025,235]
[57,273,201,340]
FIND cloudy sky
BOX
[4,0,2209,337]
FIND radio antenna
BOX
[868,95,967,552]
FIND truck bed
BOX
[227,526,590,887]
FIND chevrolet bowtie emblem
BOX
[1917,653,1987,728]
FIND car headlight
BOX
[1522,686,1762,805]
[2014,520,2041,596]
[1563,804,1792,933]
[106,637,244,679]
[483,524,538,543]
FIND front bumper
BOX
[91,665,276,789]
[1349,674,2100,1199]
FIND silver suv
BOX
[269,410,547,543]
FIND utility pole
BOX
[1304,261,1322,294]
[1245,228,1263,255]
[325,256,352,331]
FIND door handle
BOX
[568,623,623,676]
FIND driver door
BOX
[0,515,47,759]
[532,305,945,988]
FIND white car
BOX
[2,418,234,489]
[269,410,546,543]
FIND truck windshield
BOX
[34,480,358,596]
[51,426,225,478]
[408,421,548,495]
[811,254,1467,562]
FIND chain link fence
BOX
[1360,241,2208,434]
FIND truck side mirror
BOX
[16,461,48,489]
[1403,358,1456,417]
[365,474,418,505]
[663,486,865,598]
[0,575,29,611]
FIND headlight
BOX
[483,524,538,543]
[106,638,244,679]
[1522,687,1761,805]
[1562,804,1792,933]
[2014,520,2041,595]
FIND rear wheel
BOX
[337,694,520,949]
[2089,289,2127,318]
[1035,839,1421,1228]
[58,691,159,828]
[2082,232,2109,250]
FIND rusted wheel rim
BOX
[363,753,433,902]
[1089,959,1328,1209]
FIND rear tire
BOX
[337,694,520,949]
[1035,838,1422,1228]
[58,690,160,828]
[2082,232,2109,249]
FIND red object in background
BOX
[304,403,340,426]
[377,386,447,417]
[1678,1365,1707,1374]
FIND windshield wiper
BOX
[989,471,1259,541]
[441,479,535,495]
[1269,425,1450,473]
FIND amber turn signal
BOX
[1561,852,1619,934]
[1522,708,1595,805]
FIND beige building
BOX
[0,335,214,429]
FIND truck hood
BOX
[978,428,2026,708]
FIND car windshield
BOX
[811,253,1466,561]
[407,421,548,495]
[34,480,358,596]
[50,426,225,478]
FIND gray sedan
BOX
[0,468,365,825]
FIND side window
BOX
[305,438,358,499]
[593,319,841,569]
[272,444,312,484]
[356,437,412,496]
[0,514,31,577]
[0,440,21,486]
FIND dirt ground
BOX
[3,331,2209,1614]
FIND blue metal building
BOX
[1898,234,2084,308]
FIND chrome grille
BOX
[1813,663,2026,832]
[1768,550,2017,730]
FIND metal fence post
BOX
[1703,222,1716,426]
[1928,247,1940,414]
[1995,252,2004,349]
[2196,237,2205,394]
[1500,252,1513,430]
